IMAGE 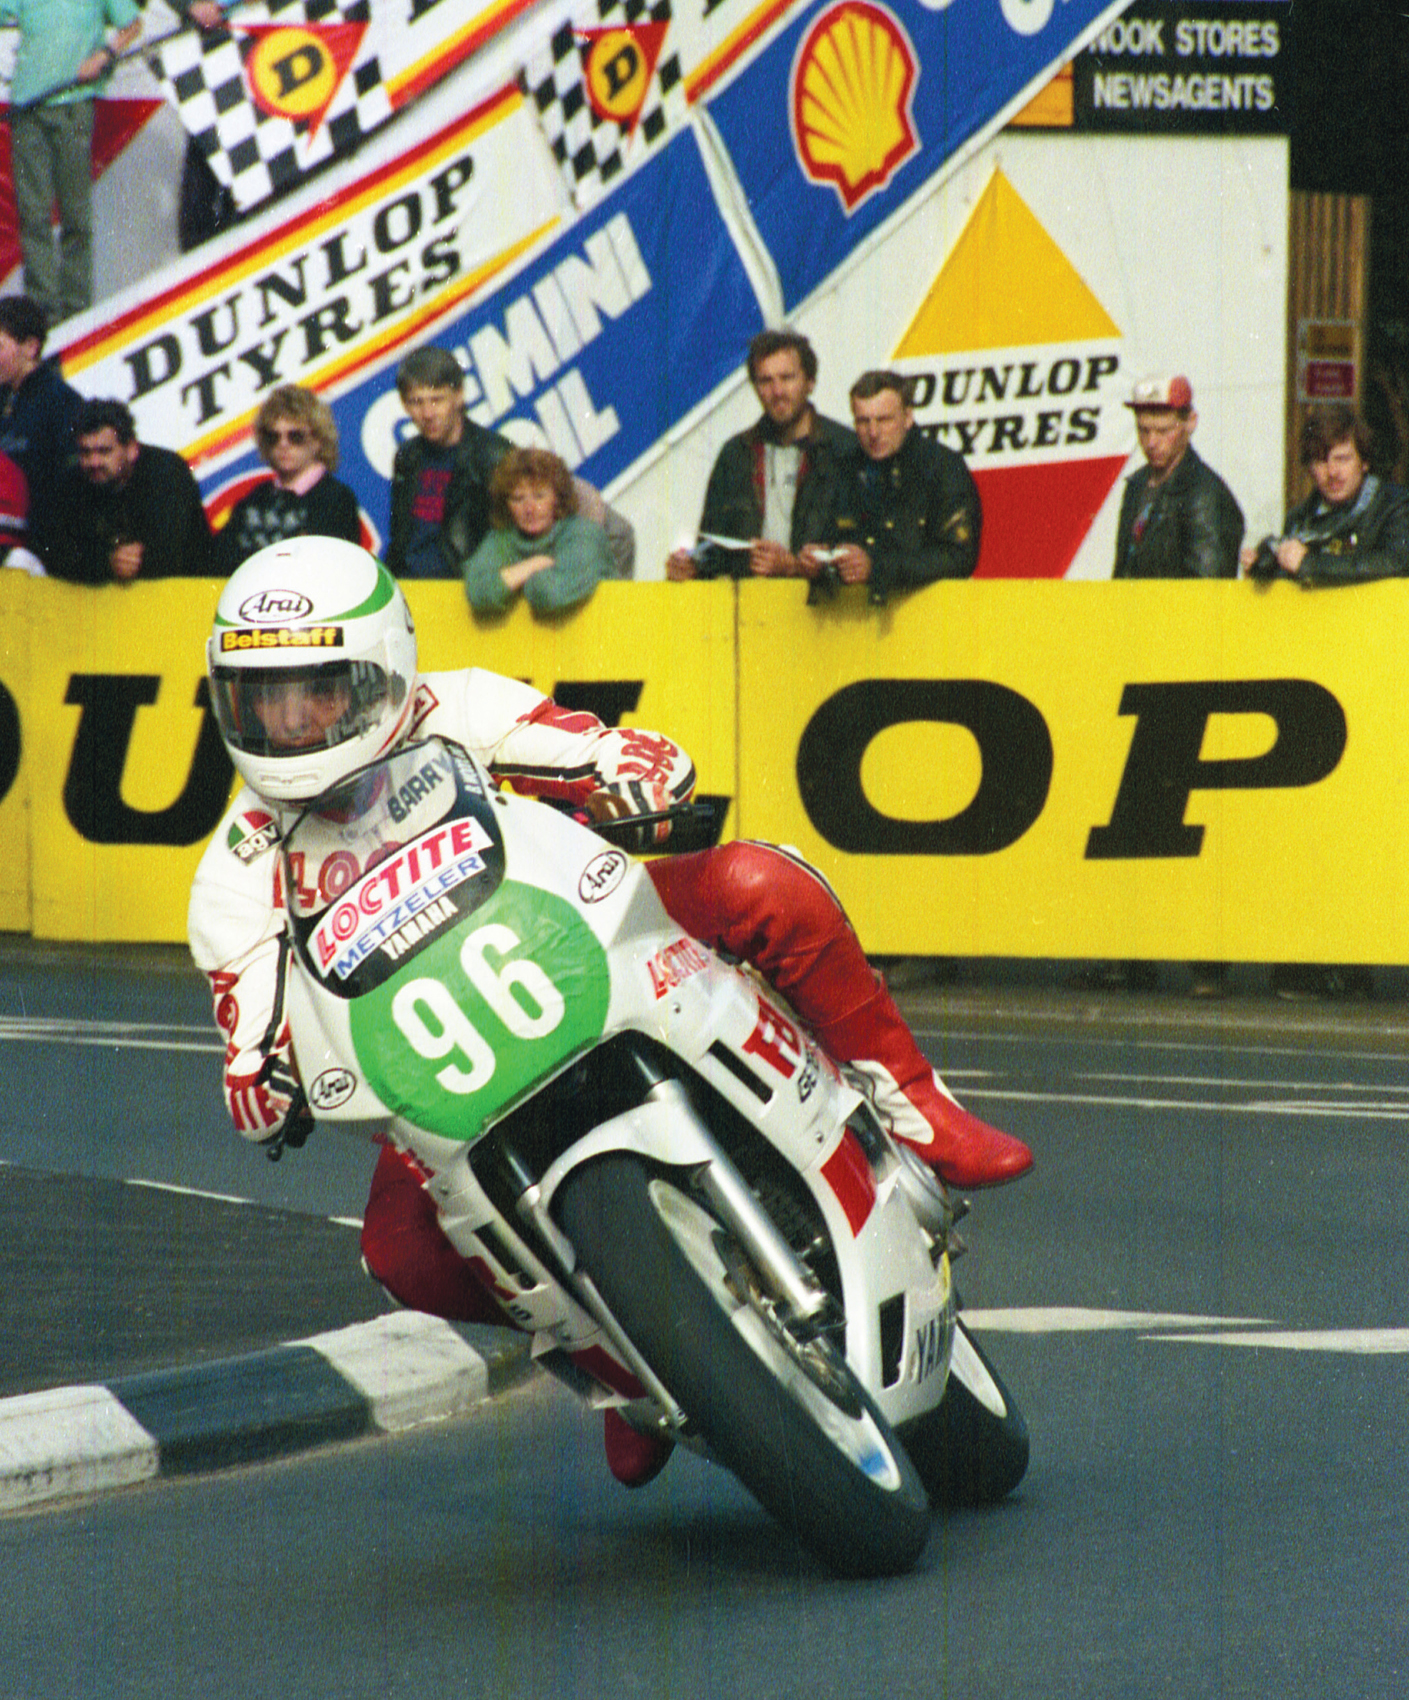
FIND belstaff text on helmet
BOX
[219,626,345,651]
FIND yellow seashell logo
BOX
[791,2,919,213]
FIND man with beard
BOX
[667,329,853,580]
[46,398,212,581]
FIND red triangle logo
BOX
[971,456,1128,580]
[579,21,668,135]
[241,22,367,139]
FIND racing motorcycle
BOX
[280,735,1028,1577]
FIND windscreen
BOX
[283,738,506,998]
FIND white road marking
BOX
[1151,1329,1409,1354]
[126,1178,255,1208]
[0,1015,219,1053]
[963,1307,1271,1333]
[965,1309,1409,1355]
[960,1086,1409,1120]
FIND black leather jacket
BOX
[386,414,511,578]
[1113,446,1244,579]
[828,427,981,601]
[1256,475,1409,583]
[692,412,855,577]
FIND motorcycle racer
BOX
[189,538,1031,1482]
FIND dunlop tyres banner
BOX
[734,580,1408,964]
[5,580,735,944]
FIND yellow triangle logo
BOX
[894,168,1120,356]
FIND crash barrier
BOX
[0,572,1400,962]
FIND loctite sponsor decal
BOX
[312,816,493,978]
[219,625,344,651]
[646,935,710,998]
[227,808,280,863]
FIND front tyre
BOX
[897,1318,1029,1508]
[556,1155,930,1577]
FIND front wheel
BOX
[897,1318,1029,1509]
[556,1155,931,1577]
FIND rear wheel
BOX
[897,1318,1029,1508]
[556,1154,931,1577]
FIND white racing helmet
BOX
[207,537,417,804]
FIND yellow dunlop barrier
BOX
[736,578,1409,962]
[4,572,1406,960]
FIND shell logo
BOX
[790,2,919,213]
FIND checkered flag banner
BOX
[155,0,392,212]
[519,0,688,209]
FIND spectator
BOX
[1242,404,1405,1002]
[1090,372,1245,998]
[0,295,83,564]
[1113,373,1243,579]
[666,328,853,581]
[385,346,512,579]
[385,346,634,580]
[804,370,980,601]
[464,447,614,616]
[0,449,43,573]
[0,0,141,325]
[215,386,361,574]
[1242,405,1409,585]
[46,399,213,582]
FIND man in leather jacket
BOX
[1243,405,1409,584]
[1113,373,1243,579]
[666,329,853,581]
[805,370,980,602]
[384,346,511,580]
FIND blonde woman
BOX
[216,386,361,572]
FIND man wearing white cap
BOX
[1113,373,1243,579]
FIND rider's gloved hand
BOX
[256,1057,313,1162]
[584,780,675,847]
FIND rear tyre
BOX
[897,1318,1029,1508]
[556,1154,931,1577]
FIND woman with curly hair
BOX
[215,386,362,572]
[463,445,614,615]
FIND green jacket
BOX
[464,514,613,615]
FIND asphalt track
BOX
[4,937,1409,1513]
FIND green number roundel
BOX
[347,880,610,1140]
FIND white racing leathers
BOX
[188,668,695,1143]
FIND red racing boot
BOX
[814,981,1033,1189]
[603,1408,674,1487]
[647,842,1032,1190]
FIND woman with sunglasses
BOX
[215,386,362,573]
